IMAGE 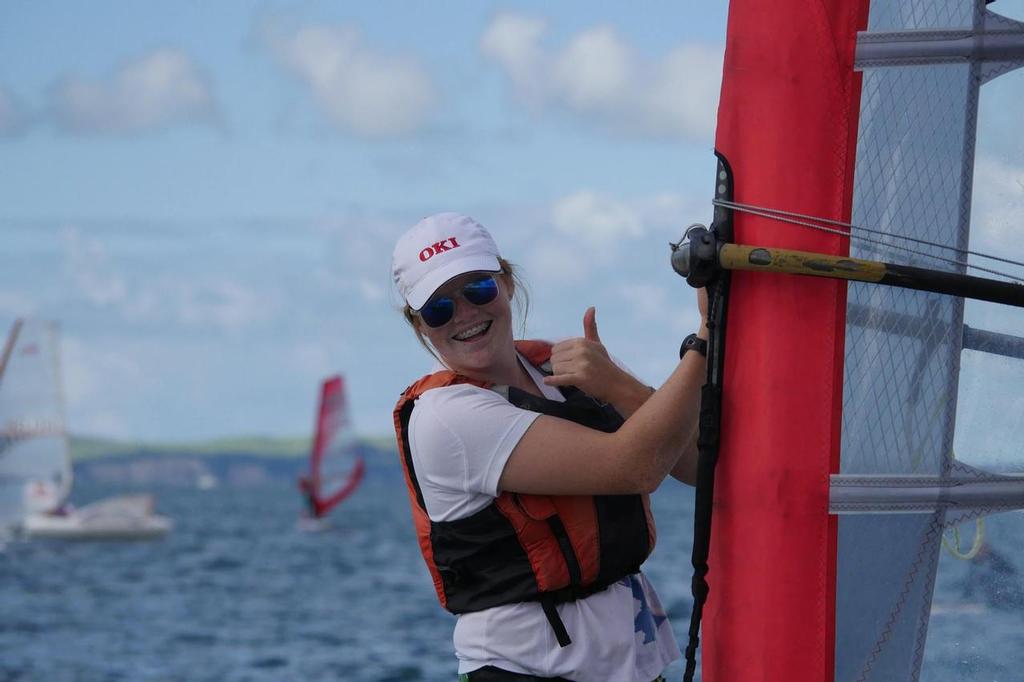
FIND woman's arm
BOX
[499,345,705,495]
[499,293,709,496]
[669,427,699,486]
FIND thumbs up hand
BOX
[543,307,632,406]
[582,306,602,344]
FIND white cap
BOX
[392,212,502,310]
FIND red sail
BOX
[704,1,869,679]
[299,375,365,518]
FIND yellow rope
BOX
[941,517,986,560]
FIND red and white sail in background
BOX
[298,375,365,519]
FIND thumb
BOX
[583,306,601,343]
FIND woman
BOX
[391,212,707,682]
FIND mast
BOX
[690,1,869,679]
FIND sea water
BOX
[1,466,1022,681]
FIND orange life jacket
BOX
[392,340,656,646]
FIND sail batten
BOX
[831,471,1024,513]
[855,11,1024,69]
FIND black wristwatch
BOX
[679,332,708,359]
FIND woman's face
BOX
[415,271,515,376]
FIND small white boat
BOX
[196,472,219,490]
[22,493,172,541]
[1,319,173,542]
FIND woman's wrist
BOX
[606,371,655,417]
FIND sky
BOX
[1,1,1023,444]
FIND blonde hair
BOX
[401,257,530,362]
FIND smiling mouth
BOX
[452,321,492,341]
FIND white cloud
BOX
[262,23,436,137]
[50,49,219,134]
[60,225,278,331]
[526,239,592,284]
[480,14,548,106]
[525,189,704,287]
[638,45,724,139]
[552,27,632,112]
[548,187,711,248]
[551,190,644,246]
[615,282,673,321]
[356,278,386,303]
[481,13,722,140]
[636,192,710,232]
[313,214,404,305]
[61,335,143,438]
[0,84,29,136]
[287,340,335,379]
[613,281,695,337]
[169,278,280,331]
[61,226,129,306]
[0,291,36,318]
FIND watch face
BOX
[680,333,707,359]
[681,333,703,358]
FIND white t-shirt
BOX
[406,352,680,681]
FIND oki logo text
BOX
[419,237,461,262]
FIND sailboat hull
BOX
[20,494,172,541]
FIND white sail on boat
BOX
[0,319,172,541]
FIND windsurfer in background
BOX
[297,476,320,519]
[391,212,707,682]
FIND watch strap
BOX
[679,332,708,359]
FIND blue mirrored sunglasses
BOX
[418,275,499,328]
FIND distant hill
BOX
[71,434,313,461]
[69,434,398,487]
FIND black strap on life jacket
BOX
[504,383,628,646]
[540,596,572,647]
